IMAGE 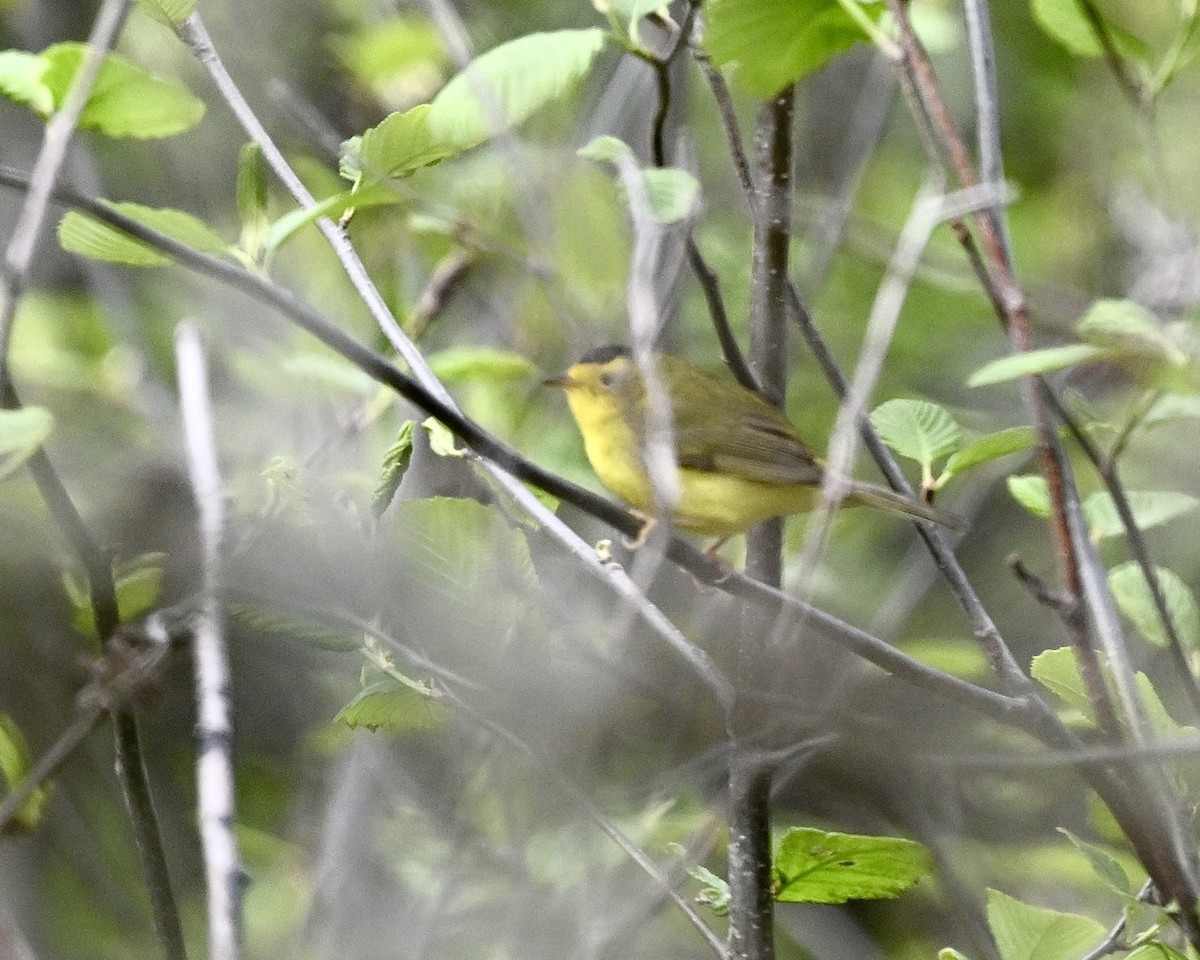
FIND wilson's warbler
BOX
[546,345,961,542]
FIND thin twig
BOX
[176,324,242,960]
[0,706,104,832]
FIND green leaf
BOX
[577,136,700,223]
[1109,562,1200,650]
[334,678,446,733]
[1126,945,1190,960]
[228,603,362,652]
[1056,829,1132,897]
[263,183,401,253]
[772,828,930,904]
[939,951,975,960]
[869,399,961,477]
[0,714,53,834]
[0,406,53,480]
[422,417,463,458]
[1007,474,1052,518]
[1076,299,1182,360]
[69,552,167,641]
[279,351,377,395]
[355,104,457,181]
[58,201,231,267]
[1143,393,1200,428]
[427,28,606,151]
[41,43,205,138]
[705,0,884,97]
[331,15,446,91]
[0,49,53,114]
[373,421,415,519]
[943,426,1037,478]
[236,141,270,261]
[427,346,537,383]
[685,862,731,916]
[986,888,1105,960]
[135,0,196,26]
[1083,490,1200,539]
[1029,0,1152,62]
[968,344,1115,387]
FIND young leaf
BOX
[1006,474,1052,518]
[772,827,930,904]
[685,862,731,916]
[355,104,456,181]
[1083,490,1199,539]
[705,0,885,97]
[334,678,446,733]
[236,141,270,261]
[640,168,700,223]
[869,399,961,481]
[427,29,606,151]
[41,43,205,138]
[968,344,1114,387]
[135,0,196,27]
[985,888,1105,960]
[69,552,167,641]
[0,714,53,834]
[939,951,975,960]
[59,202,231,267]
[422,417,463,458]
[0,406,53,480]
[0,49,54,114]
[1056,828,1133,897]
[943,426,1037,478]
[373,421,416,519]
[1030,647,1094,719]
[1109,562,1200,650]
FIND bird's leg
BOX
[704,536,730,559]
[623,511,657,549]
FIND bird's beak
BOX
[543,373,576,389]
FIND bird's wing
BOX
[665,367,825,485]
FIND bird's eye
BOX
[599,371,616,387]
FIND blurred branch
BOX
[176,324,242,960]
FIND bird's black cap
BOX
[578,344,631,365]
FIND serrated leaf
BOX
[228,603,362,652]
[986,888,1105,960]
[373,422,415,519]
[41,43,204,138]
[334,678,447,733]
[0,406,53,480]
[1083,490,1199,539]
[968,344,1115,387]
[135,0,196,26]
[1057,828,1132,896]
[427,347,537,383]
[427,28,606,151]
[1030,0,1152,62]
[772,828,930,904]
[944,426,1037,478]
[70,552,167,640]
[870,399,961,474]
[0,714,52,834]
[1109,562,1200,650]
[0,49,53,115]
[355,104,457,181]
[705,0,885,97]
[1007,474,1052,517]
[59,202,231,267]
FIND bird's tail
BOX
[845,480,964,531]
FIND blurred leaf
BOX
[578,135,699,222]
[1083,490,1199,539]
[59,202,231,267]
[1126,945,1190,960]
[0,714,53,834]
[69,552,167,641]
[986,888,1105,960]
[1056,828,1131,897]
[705,0,884,96]
[1030,647,1094,717]
[279,351,377,395]
[869,399,961,478]
[264,183,402,253]
[228,603,362,652]
[685,860,731,916]
[135,0,195,26]
[772,828,929,904]
[1007,474,1051,517]
[427,346,537,383]
[1108,562,1200,650]
[0,406,53,480]
[41,43,204,138]
[0,49,53,114]
[427,28,607,151]
[373,421,415,518]
[331,14,446,98]
[335,678,446,733]
[939,951,975,960]
[968,344,1114,387]
[422,417,463,457]
[1076,299,1181,359]
[1029,0,1152,62]
[943,426,1037,478]
[236,141,270,261]
[1143,393,1200,428]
